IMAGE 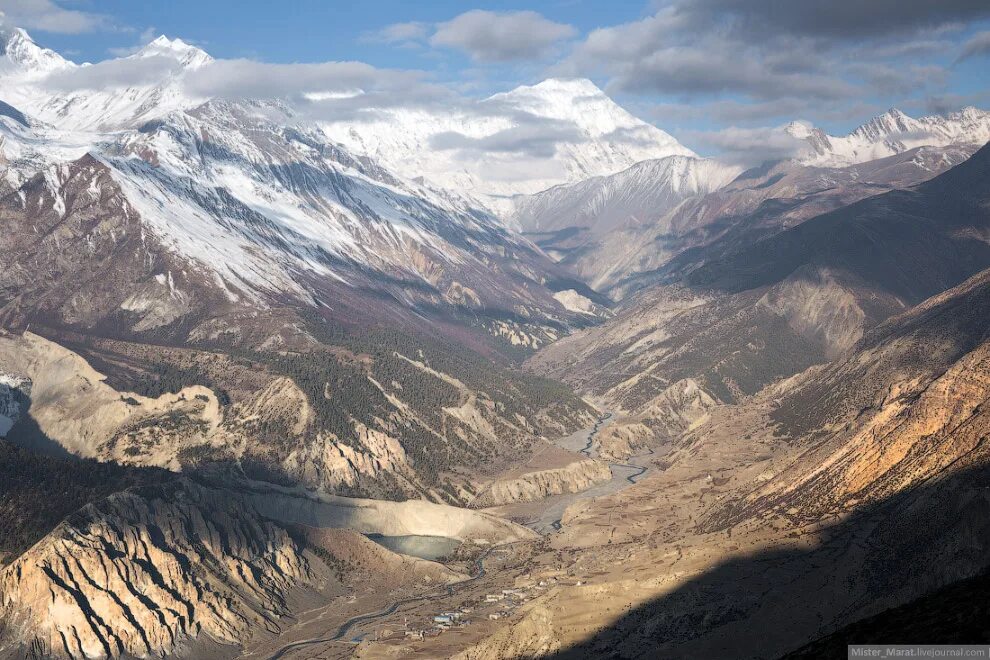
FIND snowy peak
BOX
[850,108,916,142]
[0,27,214,131]
[798,106,990,166]
[0,25,70,77]
[490,77,693,149]
[500,78,611,105]
[319,77,694,202]
[135,35,212,68]
[529,77,604,95]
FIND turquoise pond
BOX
[364,534,460,561]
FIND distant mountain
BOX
[512,143,974,298]
[319,78,696,202]
[505,109,989,296]
[0,28,610,352]
[510,155,741,289]
[0,28,211,132]
[790,106,990,166]
[529,143,990,441]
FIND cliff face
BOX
[722,267,990,524]
[470,458,612,508]
[0,480,315,660]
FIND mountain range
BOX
[1,21,990,660]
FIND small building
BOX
[488,613,501,620]
[433,615,453,625]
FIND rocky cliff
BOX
[0,479,316,660]
[469,458,613,508]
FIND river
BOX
[504,413,656,534]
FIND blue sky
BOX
[3,0,990,155]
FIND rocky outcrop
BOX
[595,420,655,462]
[0,480,314,660]
[0,332,221,466]
[469,459,612,508]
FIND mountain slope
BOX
[0,28,609,352]
[529,143,990,442]
[0,97,602,352]
[510,155,740,289]
[514,144,973,297]
[457,267,990,660]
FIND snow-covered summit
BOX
[0,27,214,132]
[0,25,70,77]
[492,77,690,147]
[135,35,212,68]
[319,77,695,204]
[794,107,990,166]
[0,31,693,203]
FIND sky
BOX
[2,0,990,157]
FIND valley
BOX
[2,9,990,660]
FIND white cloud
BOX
[361,21,428,47]
[431,118,585,158]
[682,125,811,164]
[43,54,181,90]
[0,0,112,34]
[182,59,427,101]
[430,10,576,62]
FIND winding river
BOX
[263,414,653,657]
[522,412,655,534]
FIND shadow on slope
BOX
[687,141,990,304]
[543,463,990,659]
[3,388,73,460]
[785,570,990,657]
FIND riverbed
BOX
[489,414,658,534]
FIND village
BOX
[368,566,581,644]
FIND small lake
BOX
[365,534,460,561]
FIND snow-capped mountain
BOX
[0,25,67,78]
[0,28,601,350]
[512,155,739,237]
[0,26,210,132]
[319,78,695,204]
[509,155,740,289]
[790,107,990,167]
[1,95,596,346]
[1,28,695,208]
